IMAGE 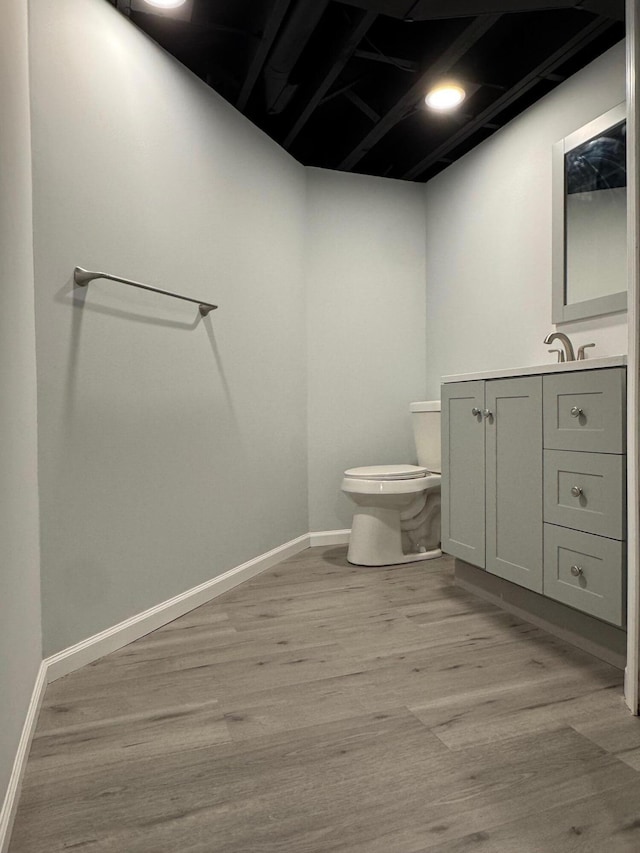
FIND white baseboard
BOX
[46,533,310,682]
[0,663,47,853]
[1,528,345,852]
[309,529,350,547]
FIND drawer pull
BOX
[570,485,583,498]
[570,406,584,418]
[471,407,482,416]
[570,565,584,577]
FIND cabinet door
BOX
[485,377,543,592]
[441,381,485,568]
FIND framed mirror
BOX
[552,102,627,324]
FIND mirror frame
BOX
[552,101,628,324]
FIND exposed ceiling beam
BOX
[236,0,293,112]
[263,0,331,114]
[353,49,418,72]
[402,16,617,180]
[338,14,502,171]
[344,89,381,122]
[339,0,583,20]
[319,76,370,105]
[283,10,377,148]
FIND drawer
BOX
[544,524,625,626]
[544,449,625,540]
[543,368,625,453]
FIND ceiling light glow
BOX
[144,0,186,8]
[425,84,466,111]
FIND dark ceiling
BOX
[110,0,625,182]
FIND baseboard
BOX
[1,528,343,852]
[309,529,350,547]
[46,533,310,682]
[0,663,47,853]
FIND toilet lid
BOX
[344,464,429,481]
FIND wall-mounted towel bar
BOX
[73,267,218,316]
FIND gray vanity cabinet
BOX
[441,376,543,588]
[442,365,626,627]
[441,381,485,568]
[485,377,543,592]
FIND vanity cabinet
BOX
[442,365,626,626]
[441,376,543,592]
[542,367,626,625]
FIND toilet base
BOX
[346,505,441,567]
[347,546,442,567]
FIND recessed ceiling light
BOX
[425,84,466,111]
[143,0,186,8]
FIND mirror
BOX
[552,102,627,324]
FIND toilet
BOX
[341,401,441,566]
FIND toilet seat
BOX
[342,472,441,496]
[344,464,429,481]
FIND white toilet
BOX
[341,401,442,567]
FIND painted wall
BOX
[0,0,42,817]
[306,169,428,532]
[29,0,308,656]
[424,41,627,395]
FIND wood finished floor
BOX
[10,546,640,852]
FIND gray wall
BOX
[306,169,428,532]
[0,0,42,815]
[424,42,627,396]
[30,0,308,656]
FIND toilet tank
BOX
[410,401,441,473]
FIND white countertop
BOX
[442,355,627,384]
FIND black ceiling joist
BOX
[344,89,381,122]
[263,0,331,114]
[339,0,576,20]
[402,14,616,179]
[319,75,371,106]
[283,10,377,148]
[353,49,418,72]
[236,0,293,111]
[338,13,502,171]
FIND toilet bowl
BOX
[341,402,442,567]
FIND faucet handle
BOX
[577,343,595,361]
[548,349,565,363]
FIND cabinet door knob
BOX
[570,565,583,577]
[570,406,583,418]
[571,486,583,498]
[471,407,482,416]
[483,409,493,419]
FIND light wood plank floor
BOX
[10,546,640,852]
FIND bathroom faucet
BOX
[543,331,575,362]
